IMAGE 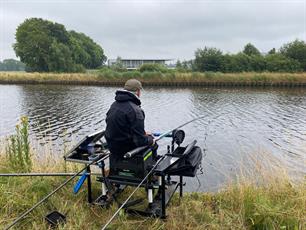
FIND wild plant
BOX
[6,116,32,172]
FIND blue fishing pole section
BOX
[152,132,172,137]
[73,170,88,194]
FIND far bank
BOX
[1,71,306,87]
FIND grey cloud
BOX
[0,0,305,61]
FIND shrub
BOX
[139,63,168,73]
[122,71,141,79]
[194,47,224,72]
[6,116,32,172]
[98,69,122,79]
[141,71,163,79]
[265,54,302,72]
[280,39,306,71]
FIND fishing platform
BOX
[64,129,202,218]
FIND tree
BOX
[265,54,302,72]
[14,18,106,72]
[243,43,261,56]
[110,57,127,72]
[175,59,192,72]
[268,48,276,55]
[194,47,224,72]
[249,55,266,72]
[280,39,306,71]
[14,18,54,71]
[47,40,76,72]
[223,53,252,72]
[0,59,25,71]
[69,31,106,69]
[176,60,182,69]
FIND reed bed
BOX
[1,71,306,87]
[0,119,305,229]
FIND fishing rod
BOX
[101,156,164,230]
[124,115,206,159]
[4,154,109,230]
[0,172,102,177]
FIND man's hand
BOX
[146,131,155,146]
[151,138,156,146]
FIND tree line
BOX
[14,18,107,72]
[11,18,306,73]
[0,59,25,71]
[177,40,306,73]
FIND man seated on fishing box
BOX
[105,79,157,166]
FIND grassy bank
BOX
[0,119,305,229]
[1,152,305,229]
[1,71,306,87]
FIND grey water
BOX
[0,84,305,191]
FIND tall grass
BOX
[1,71,306,86]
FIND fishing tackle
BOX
[5,116,205,229]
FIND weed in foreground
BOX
[6,116,32,172]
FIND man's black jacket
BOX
[105,90,153,161]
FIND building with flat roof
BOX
[108,58,174,70]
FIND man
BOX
[105,79,154,164]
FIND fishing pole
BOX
[4,154,109,230]
[124,115,206,159]
[101,156,164,230]
[0,172,102,177]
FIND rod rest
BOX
[154,140,202,178]
[167,140,197,158]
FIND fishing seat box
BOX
[108,147,155,185]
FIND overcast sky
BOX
[0,0,305,61]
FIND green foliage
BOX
[243,43,261,56]
[193,40,305,73]
[268,48,276,55]
[141,71,163,79]
[194,47,224,72]
[0,59,25,71]
[110,57,127,72]
[223,53,251,72]
[69,31,106,69]
[249,55,266,72]
[139,63,168,73]
[280,39,306,70]
[13,18,106,72]
[6,116,32,172]
[122,71,141,79]
[47,40,75,72]
[176,59,193,72]
[265,54,302,72]
[98,69,122,79]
